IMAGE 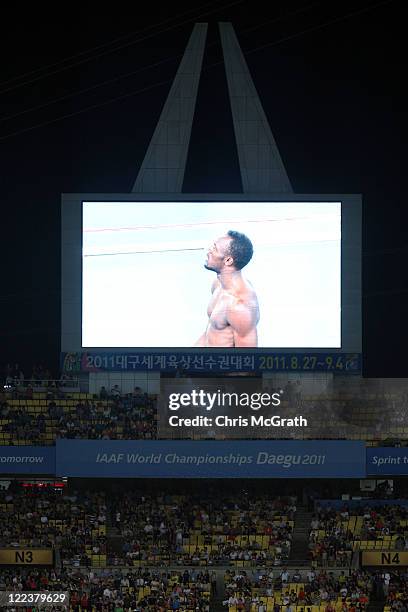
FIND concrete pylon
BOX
[132,23,208,193]
[219,22,292,193]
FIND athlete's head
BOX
[205,230,253,273]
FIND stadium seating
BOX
[112,492,295,568]
[224,568,372,611]
[1,384,408,444]
[0,488,107,568]
[0,567,212,610]
[0,390,156,445]
[383,570,408,611]
[309,505,408,566]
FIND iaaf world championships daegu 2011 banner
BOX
[3,444,408,478]
[61,351,361,373]
[0,447,55,474]
[55,440,366,479]
[367,448,408,475]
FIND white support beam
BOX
[132,23,208,193]
[219,22,292,193]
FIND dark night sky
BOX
[0,0,406,376]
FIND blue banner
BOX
[0,447,55,474]
[61,351,361,373]
[56,440,365,478]
[367,448,408,475]
[317,499,408,509]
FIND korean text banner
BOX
[61,351,361,373]
[56,440,365,478]
[0,447,55,474]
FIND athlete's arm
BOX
[194,279,219,346]
[227,301,258,347]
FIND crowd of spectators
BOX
[0,363,63,388]
[0,386,157,444]
[0,405,47,442]
[1,485,408,610]
[0,487,296,569]
[224,568,372,610]
[2,377,408,444]
[308,510,354,567]
[309,505,408,566]
[384,570,408,611]
[112,493,296,567]
[0,488,107,566]
[0,566,405,611]
[0,567,212,611]
[54,390,156,440]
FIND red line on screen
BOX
[83,216,321,233]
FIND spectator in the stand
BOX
[280,568,289,583]
[292,569,301,582]
[383,571,391,596]
[1,401,10,418]
[111,384,121,398]
[5,374,14,388]
[99,386,108,400]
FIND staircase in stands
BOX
[288,506,313,566]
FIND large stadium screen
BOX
[82,201,341,348]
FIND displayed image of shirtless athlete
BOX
[194,230,260,347]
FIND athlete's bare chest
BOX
[207,289,232,329]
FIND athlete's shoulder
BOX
[227,298,258,332]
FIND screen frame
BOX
[61,193,361,354]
